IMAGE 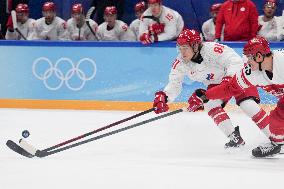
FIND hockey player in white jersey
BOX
[5,4,36,40]
[33,2,69,40]
[204,36,284,157]
[258,0,281,41]
[96,6,135,41]
[202,3,223,41]
[67,3,98,41]
[153,29,270,149]
[139,0,184,44]
[130,1,147,41]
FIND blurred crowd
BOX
[0,0,283,43]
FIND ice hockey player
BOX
[139,0,184,44]
[5,4,36,40]
[153,29,270,150]
[130,1,147,41]
[33,2,69,40]
[66,3,98,41]
[96,6,135,41]
[203,36,284,157]
[202,3,223,41]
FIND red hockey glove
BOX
[139,33,154,45]
[221,76,232,84]
[261,84,284,98]
[187,89,208,112]
[6,15,14,32]
[149,23,165,35]
[153,91,169,114]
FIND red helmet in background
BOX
[177,29,202,46]
[147,0,162,4]
[72,3,84,14]
[243,36,271,57]
[210,3,222,13]
[264,0,277,8]
[42,2,56,11]
[16,4,29,13]
[104,6,117,15]
[135,1,146,12]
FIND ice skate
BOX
[224,126,245,148]
[252,142,281,158]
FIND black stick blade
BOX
[6,140,34,158]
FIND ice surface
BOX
[0,109,283,189]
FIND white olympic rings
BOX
[32,57,97,91]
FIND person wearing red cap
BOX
[96,6,135,41]
[130,1,147,40]
[202,3,223,41]
[215,0,259,41]
[66,3,98,41]
[258,0,281,41]
[139,0,184,44]
[33,1,68,40]
[153,29,270,151]
[203,36,284,157]
[5,3,36,40]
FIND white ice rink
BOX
[1,108,284,189]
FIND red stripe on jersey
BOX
[172,59,180,69]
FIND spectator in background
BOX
[96,6,135,41]
[5,3,36,40]
[130,1,147,41]
[202,3,223,41]
[33,2,68,40]
[258,0,281,41]
[91,0,124,25]
[215,0,259,41]
[67,3,98,41]
[139,0,184,45]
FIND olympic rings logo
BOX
[32,57,97,91]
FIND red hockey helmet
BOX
[135,1,146,12]
[177,29,202,46]
[210,3,222,13]
[243,36,271,57]
[104,6,117,15]
[72,3,84,14]
[16,4,29,14]
[42,2,56,12]
[147,0,162,4]
[264,0,277,8]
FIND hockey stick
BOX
[85,6,98,40]
[189,0,205,41]
[6,108,156,157]
[11,10,27,40]
[6,108,184,158]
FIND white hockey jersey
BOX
[202,18,224,41]
[96,20,135,41]
[258,15,281,41]
[235,50,284,97]
[164,42,244,102]
[129,18,141,41]
[66,18,98,41]
[33,16,69,40]
[139,5,184,41]
[5,18,36,40]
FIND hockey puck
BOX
[22,130,30,138]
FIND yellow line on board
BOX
[0,99,276,112]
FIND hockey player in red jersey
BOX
[153,29,271,150]
[203,36,283,157]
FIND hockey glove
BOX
[153,91,169,114]
[187,89,208,112]
[221,76,232,84]
[139,33,154,45]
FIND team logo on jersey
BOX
[206,73,214,80]
[240,7,245,11]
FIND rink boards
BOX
[0,41,281,110]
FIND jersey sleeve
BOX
[164,58,186,102]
